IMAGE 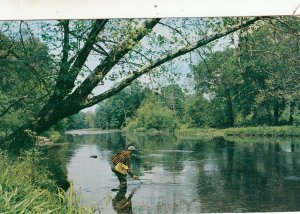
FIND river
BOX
[46,130,300,213]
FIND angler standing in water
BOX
[111,146,139,190]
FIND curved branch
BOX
[70,18,160,99]
[85,17,266,108]
[158,20,210,65]
[131,49,153,63]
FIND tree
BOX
[239,17,300,125]
[193,48,241,127]
[161,84,186,121]
[0,31,54,139]
[67,112,87,130]
[0,17,266,149]
[190,17,300,127]
[183,94,211,127]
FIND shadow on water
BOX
[48,130,300,213]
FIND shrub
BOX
[124,118,139,131]
[126,101,177,132]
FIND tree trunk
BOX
[273,101,280,125]
[6,99,82,150]
[288,101,296,125]
[225,88,235,127]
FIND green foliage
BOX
[190,17,300,128]
[293,108,300,127]
[238,17,300,126]
[126,99,177,132]
[95,82,150,130]
[125,118,140,131]
[0,31,55,137]
[67,112,89,130]
[161,84,185,121]
[183,94,212,128]
[193,48,241,127]
[0,149,95,213]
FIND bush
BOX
[126,101,177,132]
[124,118,139,131]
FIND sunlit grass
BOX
[176,126,300,138]
[175,127,225,139]
[223,126,300,137]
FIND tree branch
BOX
[59,20,70,72]
[269,17,300,39]
[85,17,266,108]
[70,18,160,99]
[158,20,210,65]
[93,43,109,56]
[158,21,190,45]
[54,19,109,97]
[131,49,153,63]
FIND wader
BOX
[111,165,127,188]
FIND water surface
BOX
[50,130,300,213]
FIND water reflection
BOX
[112,185,140,214]
[50,131,300,213]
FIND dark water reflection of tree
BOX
[195,138,300,212]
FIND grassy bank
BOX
[176,126,300,138]
[175,128,225,138]
[0,149,96,213]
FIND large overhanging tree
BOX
[1,17,267,149]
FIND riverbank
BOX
[0,149,96,213]
[176,126,300,138]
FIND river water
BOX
[49,130,300,213]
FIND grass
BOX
[175,127,225,139]
[0,149,97,214]
[223,126,300,137]
[176,126,300,138]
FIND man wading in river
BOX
[111,146,139,190]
